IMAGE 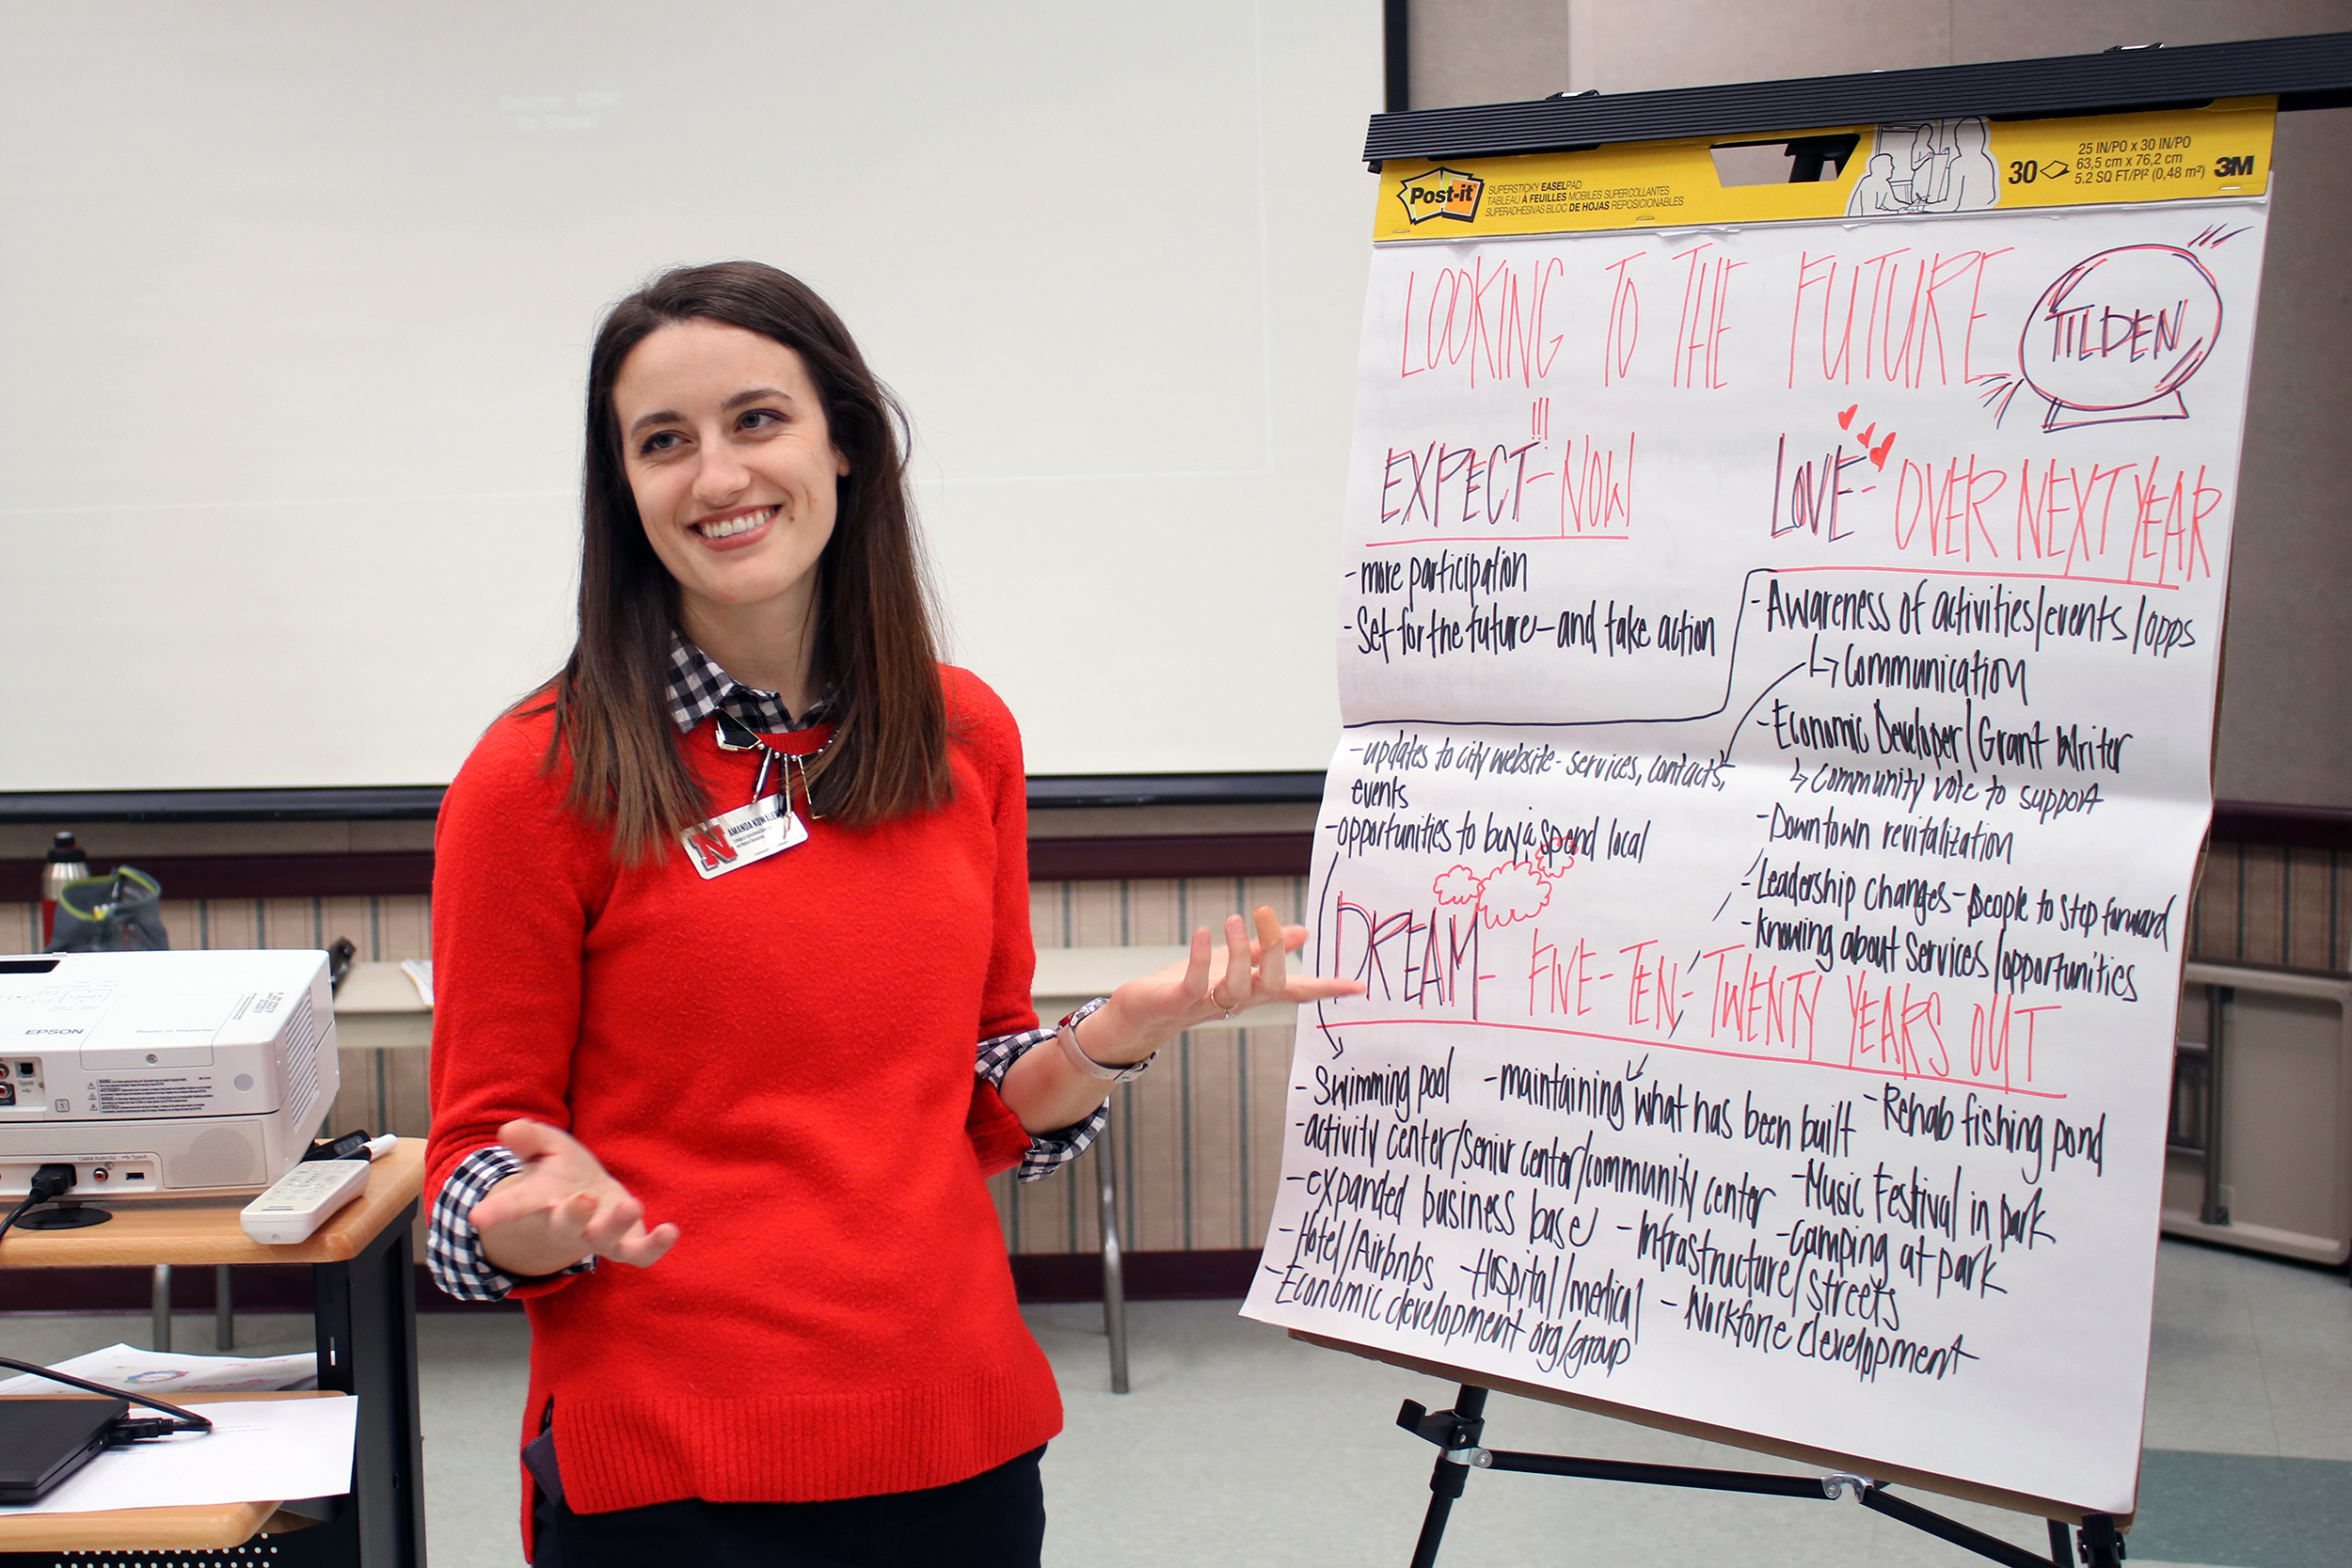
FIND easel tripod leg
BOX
[1096,1109,1128,1396]
[1387,1386,2097,1568]
[1407,1385,1487,1568]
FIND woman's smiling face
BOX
[612,319,849,625]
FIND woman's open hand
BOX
[1104,906,1362,1056]
[1065,905,1366,1081]
[997,907,1364,1135]
[469,1118,679,1279]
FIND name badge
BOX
[679,794,808,879]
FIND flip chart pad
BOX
[1244,103,2279,1515]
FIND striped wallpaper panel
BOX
[14,843,2332,1256]
[997,875,1307,1255]
[2189,842,2350,974]
[8,876,1305,1257]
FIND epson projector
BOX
[0,949,338,1200]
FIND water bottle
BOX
[40,831,87,947]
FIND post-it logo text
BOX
[1395,166,1485,225]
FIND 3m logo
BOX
[686,826,739,871]
[1395,166,1485,225]
[2214,154,2257,178]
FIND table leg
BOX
[1096,1108,1129,1395]
[151,1263,171,1352]
[311,1199,427,1568]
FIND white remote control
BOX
[241,1160,373,1244]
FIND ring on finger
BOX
[1207,987,1242,1021]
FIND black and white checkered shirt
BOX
[663,629,836,734]
[424,635,1114,1303]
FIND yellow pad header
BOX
[1373,98,2275,242]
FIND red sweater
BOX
[424,667,1060,1521]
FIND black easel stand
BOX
[1398,1386,2127,1568]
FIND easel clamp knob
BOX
[1397,1399,1486,1459]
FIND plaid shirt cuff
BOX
[977,996,1113,1181]
[424,1145,595,1302]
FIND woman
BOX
[422,261,1356,1567]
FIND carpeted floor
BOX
[2,1237,2343,1567]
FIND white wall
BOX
[0,1,1379,791]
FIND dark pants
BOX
[532,1447,1047,1568]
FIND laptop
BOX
[0,1398,128,1504]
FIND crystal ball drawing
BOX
[2018,244,2222,431]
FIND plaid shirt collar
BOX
[665,630,836,736]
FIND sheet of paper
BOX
[1244,194,2271,1515]
[0,1396,354,1515]
[0,1345,316,1399]
[399,958,435,1006]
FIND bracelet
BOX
[1057,1011,1152,1085]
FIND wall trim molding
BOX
[1,834,1320,899]
[1009,1247,1258,1303]
[0,1251,1263,1316]
[0,851,437,902]
[1028,833,1313,880]
[6,803,2345,900]
[2208,800,2352,850]
[0,772,1331,826]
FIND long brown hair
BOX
[534,261,949,861]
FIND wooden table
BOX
[0,1391,342,1554]
[0,1143,429,1567]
